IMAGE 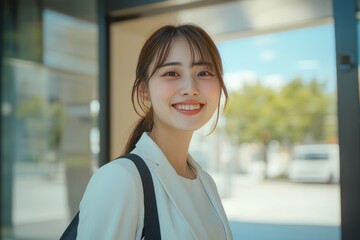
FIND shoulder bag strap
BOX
[123,153,161,240]
[59,154,161,240]
[60,212,79,239]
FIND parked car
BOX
[287,144,339,183]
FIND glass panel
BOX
[210,25,341,240]
[1,1,98,239]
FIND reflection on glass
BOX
[1,5,98,240]
[191,24,340,240]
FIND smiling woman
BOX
[76,24,233,240]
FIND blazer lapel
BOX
[135,133,205,239]
[156,158,233,240]
[135,133,231,239]
[196,169,233,240]
[154,159,208,240]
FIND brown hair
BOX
[123,24,228,154]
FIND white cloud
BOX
[262,74,286,91]
[296,60,320,70]
[224,70,258,91]
[259,50,276,62]
[224,71,285,92]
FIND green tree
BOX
[280,78,330,143]
[224,78,331,177]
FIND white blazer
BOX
[77,133,233,240]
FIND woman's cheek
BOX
[201,80,221,98]
[159,81,179,94]
[149,79,177,98]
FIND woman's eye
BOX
[163,71,179,77]
[198,71,213,77]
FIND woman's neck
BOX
[149,126,196,179]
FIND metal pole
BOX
[332,0,360,239]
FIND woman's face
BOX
[145,37,221,133]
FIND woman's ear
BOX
[139,83,150,102]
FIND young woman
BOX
[77,24,233,240]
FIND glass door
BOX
[1,1,99,239]
[216,24,340,240]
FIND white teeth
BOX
[175,104,201,110]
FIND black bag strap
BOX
[60,212,79,239]
[125,153,161,240]
[59,153,161,240]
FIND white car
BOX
[287,144,340,183]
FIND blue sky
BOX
[217,24,337,93]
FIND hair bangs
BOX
[147,31,177,82]
[183,34,217,72]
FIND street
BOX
[221,175,341,240]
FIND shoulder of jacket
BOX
[89,158,141,185]
[199,169,219,189]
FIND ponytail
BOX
[123,109,154,154]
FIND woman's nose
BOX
[179,78,199,96]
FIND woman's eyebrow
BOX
[159,61,213,68]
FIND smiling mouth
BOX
[173,103,202,111]
[171,103,204,115]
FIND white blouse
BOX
[180,176,226,240]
